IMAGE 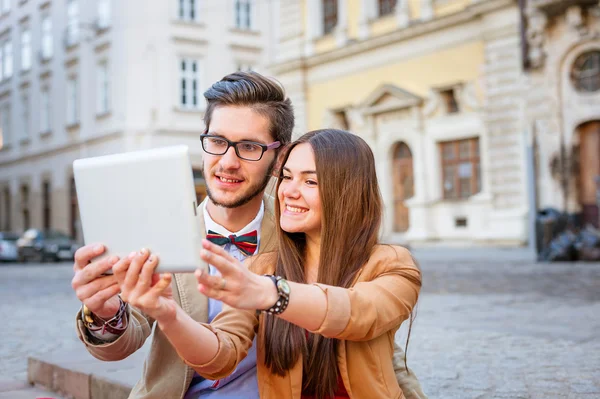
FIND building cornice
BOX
[0,131,123,167]
[271,0,515,74]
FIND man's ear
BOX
[271,149,286,177]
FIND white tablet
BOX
[73,145,204,273]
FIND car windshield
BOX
[45,231,70,240]
[0,233,19,241]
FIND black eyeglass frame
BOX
[200,134,281,161]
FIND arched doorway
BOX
[392,142,414,233]
[576,121,600,228]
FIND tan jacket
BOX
[185,245,422,399]
[76,199,427,399]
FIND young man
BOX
[71,71,426,399]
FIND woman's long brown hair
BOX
[260,129,384,399]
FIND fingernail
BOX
[140,248,148,255]
[196,269,203,277]
[109,256,119,264]
[94,244,103,253]
[147,255,154,263]
[128,251,136,259]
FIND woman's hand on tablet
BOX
[197,239,278,311]
[71,244,122,319]
[113,249,177,324]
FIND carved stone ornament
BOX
[526,9,548,69]
[422,89,439,117]
[566,6,587,36]
[460,82,481,111]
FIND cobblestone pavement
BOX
[1,256,599,399]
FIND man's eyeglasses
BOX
[200,134,281,161]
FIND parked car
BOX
[0,232,19,262]
[17,229,80,262]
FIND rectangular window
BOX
[440,137,481,200]
[41,15,53,60]
[96,62,110,114]
[322,0,337,35]
[1,0,10,15]
[20,28,31,71]
[66,0,79,46]
[0,105,10,147]
[236,63,252,72]
[66,77,78,125]
[235,0,252,30]
[21,94,29,141]
[3,40,13,79]
[97,0,110,29]
[40,87,50,132]
[178,0,198,22]
[378,0,396,17]
[440,88,460,114]
[43,180,51,229]
[179,58,201,109]
[21,184,30,230]
[2,186,10,230]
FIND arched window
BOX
[571,51,600,93]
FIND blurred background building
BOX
[0,0,598,248]
[0,0,279,241]
[273,0,600,246]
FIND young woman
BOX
[116,129,421,399]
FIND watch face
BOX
[277,279,291,295]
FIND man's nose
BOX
[219,146,240,169]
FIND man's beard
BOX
[205,161,275,209]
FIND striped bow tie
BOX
[206,230,258,256]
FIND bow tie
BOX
[206,230,258,256]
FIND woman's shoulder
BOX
[244,251,278,275]
[370,244,414,264]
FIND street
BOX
[1,255,599,399]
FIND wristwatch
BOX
[262,275,291,315]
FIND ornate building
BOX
[272,0,528,245]
[522,0,600,228]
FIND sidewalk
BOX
[27,341,150,399]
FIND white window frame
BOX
[234,0,253,30]
[40,87,51,133]
[20,28,31,71]
[41,15,53,60]
[3,40,12,79]
[178,0,198,22]
[97,0,110,29]
[179,58,202,110]
[66,0,79,47]
[96,62,110,115]
[66,76,78,125]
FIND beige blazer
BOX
[184,246,422,399]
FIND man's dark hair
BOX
[203,71,294,146]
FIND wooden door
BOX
[392,143,414,232]
[578,121,600,228]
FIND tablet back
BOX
[73,145,203,273]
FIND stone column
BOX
[396,0,410,28]
[420,0,434,22]
[335,0,348,47]
[358,0,376,40]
